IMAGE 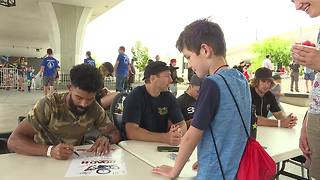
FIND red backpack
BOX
[211,74,276,180]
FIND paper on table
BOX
[65,145,127,177]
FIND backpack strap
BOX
[209,73,249,179]
[216,74,249,137]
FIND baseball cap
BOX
[255,67,273,80]
[143,61,170,80]
[189,74,202,86]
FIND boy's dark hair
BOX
[47,48,53,55]
[266,55,270,58]
[119,46,125,52]
[70,64,103,93]
[176,19,226,57]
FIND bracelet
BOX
[277,120,281,128]
[47,145,53,157]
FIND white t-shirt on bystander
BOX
[262,58,273,70]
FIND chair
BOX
[0,138,9,154]
[109,92,128,140]
[276,155,311,180]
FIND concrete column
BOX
[39,2,92,73]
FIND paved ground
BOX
[0,82,308,179]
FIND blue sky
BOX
[83,0,320,64]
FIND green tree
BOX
[131,41,150,72]
[250,37,291,72]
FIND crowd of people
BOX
[3,0,320,179]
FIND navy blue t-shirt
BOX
[250,87,281,117]
[123,85,184,133]
[192,79,220,130]
[84,58,96,67]
[41,56,59,77]
[177,92,196,121]
[116,53,129,76]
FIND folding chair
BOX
[0,138,9,154]
[276,155,311,180]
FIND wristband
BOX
[277,120,281,127]
[47,145,53,157]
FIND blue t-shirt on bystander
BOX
[41,56,59,77]
[116,53,129,76]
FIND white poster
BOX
[65,145,127,177]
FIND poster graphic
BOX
[65,145,127,177]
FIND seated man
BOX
[7,64,120,160]
[250,67,298,128]
[177,74,202,128]
[123,61,187,146]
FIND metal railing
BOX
[0,68,18,89]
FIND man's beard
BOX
[68,96,88,116]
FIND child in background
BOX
[26,66,34,92]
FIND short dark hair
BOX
[266,55,270,58]
[119,46,125,52]
[70,64,103,93]
[47,48,53,55]
[176,18,226,57]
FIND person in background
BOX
[177,74,202,128]
[39,48,60,96]
[289,60,301,92]
[235,61,246,73]
[127,59,136,91]
[169,58,179,96]
[153,19,251,179]
[155,55,160,61]
[262,55,273,70]
[114,46,130,92]
[7,64,120,160]
[243,63,251,81]
[17,57,26,91]
[83,51,96,67]
[304,66,315,93]
[26,66,34,92]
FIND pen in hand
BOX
[65,147,80,158]
[73,151,80,158]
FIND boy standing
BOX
[152,19,251,179]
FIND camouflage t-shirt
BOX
[27,92,112,145]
